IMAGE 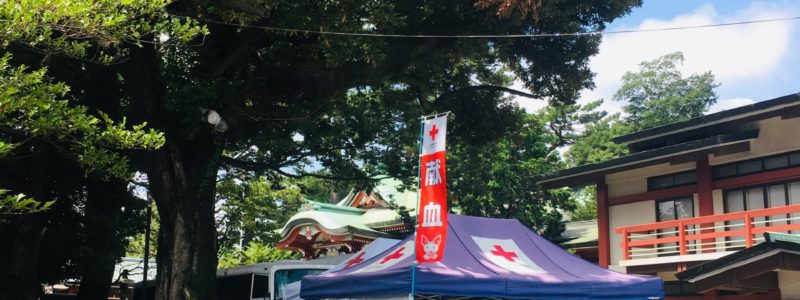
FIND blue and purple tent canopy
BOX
[301,214,663,299]
[283,238,402,300]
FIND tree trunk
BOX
[0,145,53,300]
[123,43,224,300]
[148,136,223,300]
[0,214,45,300]
[77,178,126,300]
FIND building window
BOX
[657,197,695,221]
[656,196,695,256]
[723,180,800,249]
[713,150,800,179]
[648,171,697,191]
[764,156,789,170]
[724,181,800,213]
[737,160,762,175]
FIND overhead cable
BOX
[200,15,800,38]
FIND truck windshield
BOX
[273,269,325,300]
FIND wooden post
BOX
[745,213,753,248]
[697,159,715,253]
[678,222,687,255]
[621,229,629,260]
[597,178,611,268]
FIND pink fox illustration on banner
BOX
[420,235,442,260]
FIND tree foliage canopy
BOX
[218,241,299,268]
[450,112,570,238]
[567,51,720,168]
[615,52,719,131]
[215,175,304,252]
[0,0,645,298]
[565,112,629,167]
[0,0,206,64]
[0,54,165,214]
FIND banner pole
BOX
[410,261,416,300]
[410,115,425,300]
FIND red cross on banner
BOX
[428,124,439,141]
[416,113,448,263]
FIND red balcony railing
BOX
[615,204,800,261]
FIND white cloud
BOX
[581,2,796,114]
[709,97,755,113]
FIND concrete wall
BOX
[606,162,695,198]
[710,116,800,165]
[609,200,656,264]
[779,270,800,300]
[605,162,698,265]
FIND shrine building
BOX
[277,179,417,259]
[538,92,800,299]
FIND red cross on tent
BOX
[490,245,518,262]
[353,241,414,274]
[380,247,406,264]
[344,252,366,269]
[472,236,544,274]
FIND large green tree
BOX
[0,2,199,299]
[615,52,719,131]
[2,1,642,299]
[450,112,572,238]
[566,51,720,167]
[564,52,720,220]
[564,111,629,167]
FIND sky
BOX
[514,0,800,115]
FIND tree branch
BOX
[220,156,388,181]
[274,168,389,181]
[0,126,84,163]
[0,126,29,138]
[214,31,264,76]
[546,121,565,155]
[215,0,270,17]
[434,85,539,104]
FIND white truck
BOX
[216,255,350,300]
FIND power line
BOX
[200,15,800,38]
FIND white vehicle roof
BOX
[216,255,351,277]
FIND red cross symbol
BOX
[344,252,366,269]
[428,124,439,141]
[380,247,406,264]
[490,245,518,262]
